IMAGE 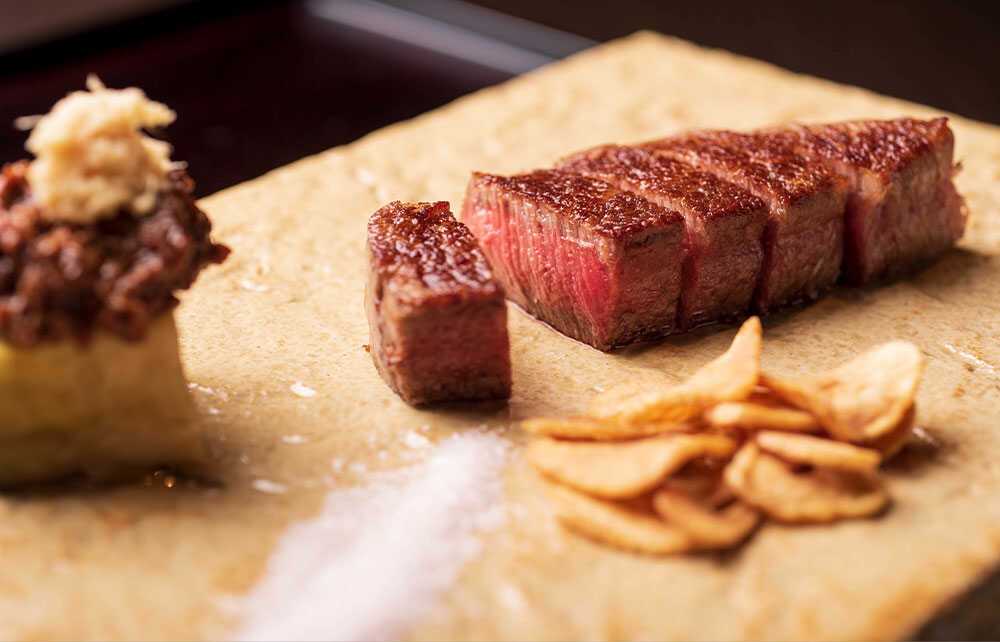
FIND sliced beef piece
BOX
[558,145,768,329]
[761,118,965,284]
[461,170,685,351]
[366,201,511,405]
[642,131,848,313]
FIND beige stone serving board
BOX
[1,31,1000,641]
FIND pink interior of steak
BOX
[369,289,510,405]
[766,118,965,283]
[461,170,684,350]
[366,201,510,404]
[642,132,847,311]
[557,145,767,328]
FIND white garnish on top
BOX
[290,382,317,398]
[20,75,177,223]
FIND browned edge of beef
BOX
[365,200,511,405]
[760,118,965,284]
[557,145,768,330]
[460,170,685,352]
[641,131,848,314]
[0,160,230,348]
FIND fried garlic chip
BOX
[652,489,760,549]
[866,403,916,459]
[704,401,820,433]
[760,341,923,442]
[521,416,693,440]
[589,317,762,424]
[545,482,693,554]
[756,431,881,472]
[723,443,888,523]
[660,460,734,508]
[527,434,737,499]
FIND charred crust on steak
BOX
[469,169,684,240]
[0,160,230,348]
[771,117,955,177]
[367,201,504,309]
[642,131,842,207]
[558,145,765,222]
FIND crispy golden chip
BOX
[526,434,737,499]
[746,387,785,406]
[723,443,889,522]
[588,317,762,424]
[756,431,882,471]
[703,401,820,433]
[759,341,923,442]
[652,489,760,549]
[545,482,694,554]
[866,404,916,459]
[521,416,694,440]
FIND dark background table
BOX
[0,0,997,197]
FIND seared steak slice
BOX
[461,170,685,351]
[642,132,848,313]
[366,201,511,405]
[558,145,768,329]
[762,118,965,284]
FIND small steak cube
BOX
[461,170,685,351]
[558,145,768,329]
[365,201,511,405]
[763,118,965,284]
[643,131,848,313]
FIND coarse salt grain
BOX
[290,382,317,398]
[403,431,431,449]
[251,479,288,495]
[237,430,510,641]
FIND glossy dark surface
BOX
[0,1,511,198]
[470,170,683,239]
[469,0,1000,126]
[559,145,765,222]
[367,201,501,304]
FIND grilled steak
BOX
[366,201,511,405]
[461,170,685,351]
[558,145,768,329]
[761,118,965,284]
[642,131,848,313]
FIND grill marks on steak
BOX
[366,201,511,405]
[461,170,685,350]
[557,145,768,329]
[642,131,849,313]
[761,118,964,283]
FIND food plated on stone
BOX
[3,31,999,641]
[0,77,228,485]
[361,116,953,561]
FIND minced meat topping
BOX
[0,160,229,347]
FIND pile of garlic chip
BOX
[523,318,923,554]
